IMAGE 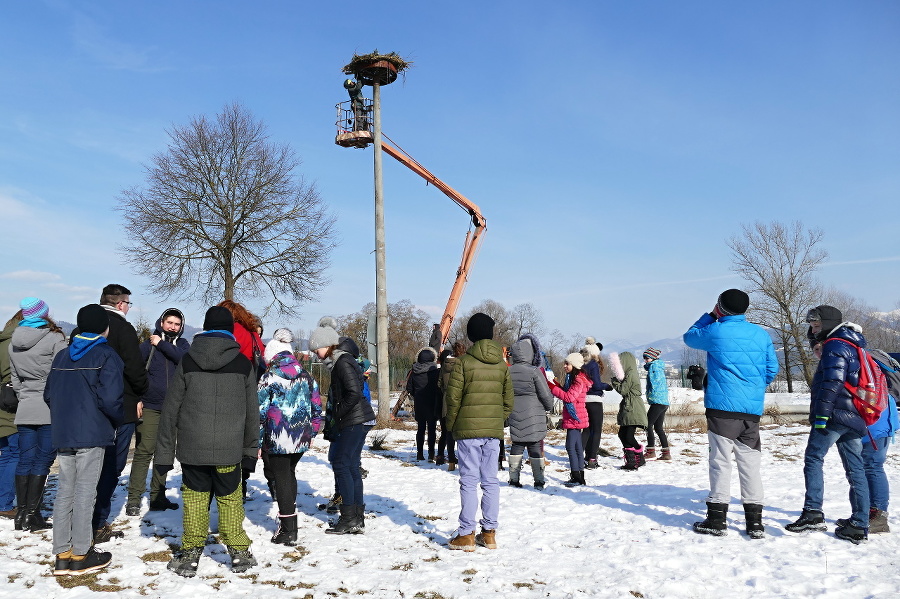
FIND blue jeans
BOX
[455,437,500,535]
[0,432,19,510]
[16,424,55,476]
[53,446,105,556]
[565,429,585,470]
[93,422,135,529]
[802,423,869,527]
[329,424,371,506]
[863,435,890,512]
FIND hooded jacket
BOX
[322,336,376,440]
[406,346,441,423]
[9,325,68,426]
[44,334,124,449]
[155,332,258,467]
[258,351,323,455]
[552,371,590,430]
[610,352,648,428]
[445,338,514,441]
[139,309,190,411]
[508,338,555,442]
[644,358,669,405]
[811,322,870,434]
[683,313,778,419]
[0,320,18,437]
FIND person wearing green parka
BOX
[444,313,513,553]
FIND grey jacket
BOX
[155,332,258,467]
[507,339,554,443]
[9,326,68,426]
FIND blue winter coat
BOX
[139,314,190,411]
[811,324,870,435]
[644,359,669,405]
[43,335,124,449]
[258,352,323,455]
[583,359,610,397]
[683,313,778,417]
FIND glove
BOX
[814,416,829,435]
[241,455,258,475]
[154,464,173,477]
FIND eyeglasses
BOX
[805,308,821,323]
[120,301,133,307]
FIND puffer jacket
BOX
[258,351,322,455]
[683,313,778,418]
[323,336,376,441]
[139,309,190,411]
[551,371,590,430]
[644,358,669,405]
[406,346,441,423]
[445,339,513,441]
[508,338,554,443]
[9,326,68,426]
[611,352,648,428]
[810,323,870,434]
[155,331,258,467]
[0,320,18,437]
[438,354,458,418]
[583,358,611,403]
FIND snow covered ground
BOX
[2,399,899,599]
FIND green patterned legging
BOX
[181,465,251,550]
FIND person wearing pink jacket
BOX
[548,353,590,487]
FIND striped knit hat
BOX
[643,347,661,361]
[20,297,49,320]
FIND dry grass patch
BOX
[140,550,171,562]
[56,572,125,592]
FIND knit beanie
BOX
[643,347,661,361]
[308,316,340,351]
[20,297,49,320]
[582,343,601,359]
[265,328,294,362]
[77,304,109,334]
[203,306,234,332]
[565,352,585,370]
[716,289,750,316]
[466,312,495,342]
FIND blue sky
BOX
[1,1,898,345]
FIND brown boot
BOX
[659,448,672,461]
[448,531,475,552]
[644,447,657,459]
[475,529,497,549]
[447,461,457,472]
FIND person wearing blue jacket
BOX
[683,289,778,539]
[126,308,189,515]
[44,304,124,576]
[643,347,671,460]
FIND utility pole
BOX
[372,81,391,422]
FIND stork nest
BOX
[342,50,413,76]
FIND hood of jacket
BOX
[516,333,543,367]
[619,350,638,376]
[325,336,361,371]
[510,338,535,366]
[188,332,241,371]
[11,325,54,351]
[467,338,505,365]
[825,322,864,346]
[0,320,15,345]
[153,307,186,341]
[416,346,438,364]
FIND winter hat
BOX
[565,352,585,370]
[808,305,843,341]
[203,306,234,332]
[595,342,604,353]
[265,328,294,362]
[585,336,596,345]
[20,297,49,320]
[466,312,495,342]
[716,289,750,316]
[582,342,601,359]
[643,347,661,361]
[77,304,109,334]
[308,316,340,351]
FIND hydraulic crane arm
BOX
[380,140,487,346]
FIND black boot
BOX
[564,471,585,487]
[744,503,765,539]
[620,448,638,471]
[693,502,728,536]
[326,504,360,535]
[14,475,29,531]
[354,504,366,534]
[25,474,51,531]
[785,508,827,533]
[271,514,298,546]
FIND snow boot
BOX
[14,475,28,530]
[326,504,360,535]
[620,448,639,471]
[744,504,765,539]
[227,546,258,573]
[24,474,51,531]
[659,447,672,461]
[693,502,728,536]
[475,528,497,549]
[564,471,585,487]
[271,513,298,546]
[168,546,203,578]
[448,531,475,552]
[584,458,599,470]
[785,508,827,533]
[869,509,890,534]
[636,445,646,468]
[508,455,524,487]
[530,453,546,489]
[835,522,868,544]
[644,447,656,460]
[354,504,366,533]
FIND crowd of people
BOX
[0,285,897,578]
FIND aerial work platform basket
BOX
[335,98,374,148]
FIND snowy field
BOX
[2,395,899,599]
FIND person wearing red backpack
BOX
[785,305,871,544]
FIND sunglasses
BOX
[805,308,821,323]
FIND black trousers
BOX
[646,404,669,448]
[265,453,302,515]
[618,425,642,450]
[437,417,456,462]
[416,419,437,458]
[581,402,604,460]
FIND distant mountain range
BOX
[605,337,690,365]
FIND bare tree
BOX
[680,346,706,369]
[817,288,900,352]
[118,103,337,315]
[337,300,431,370]
[449,299,517,348]
[509,303,545,340]
[728,221,827,388]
